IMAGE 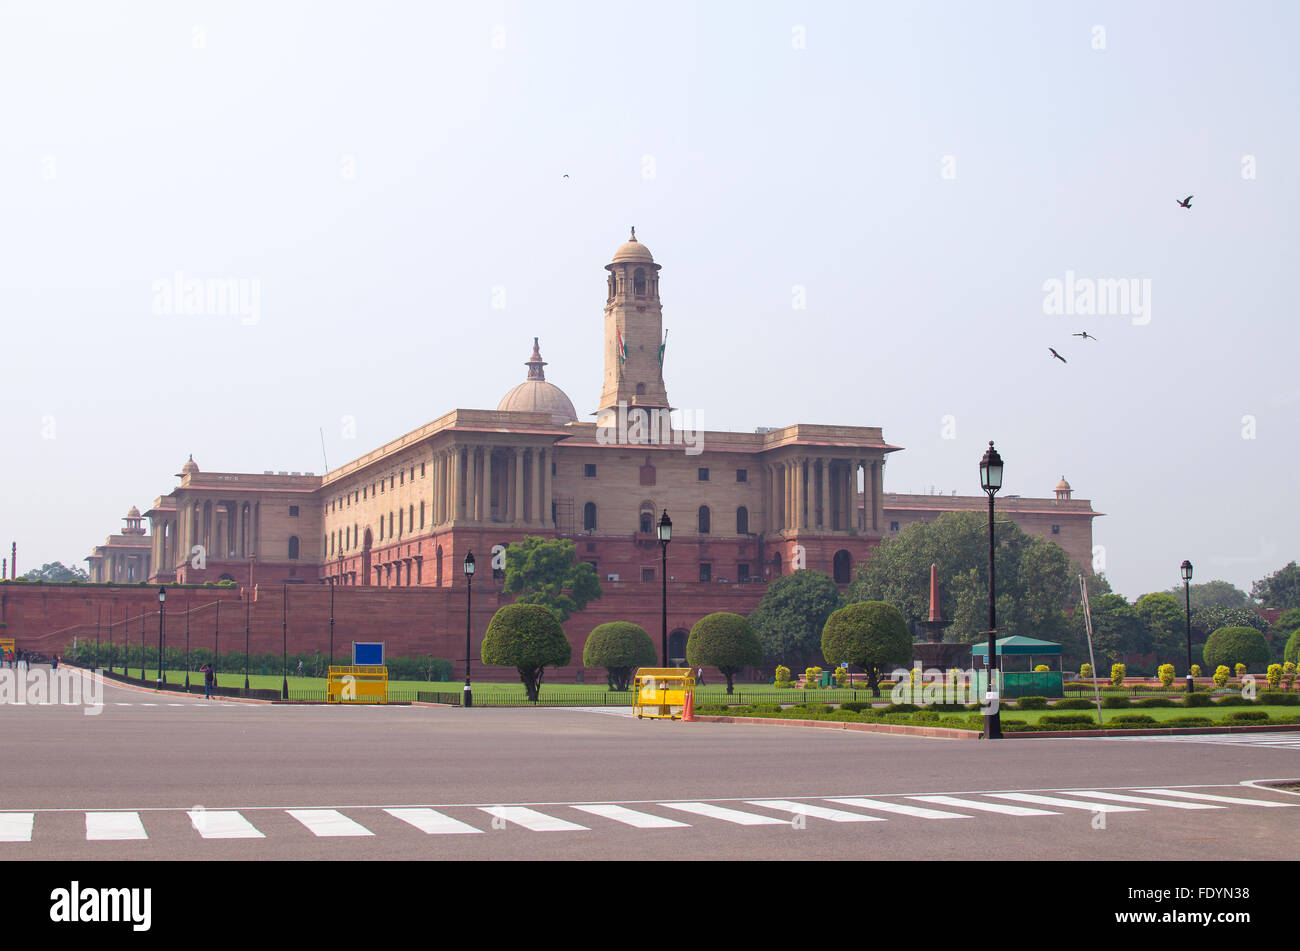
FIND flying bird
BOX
[1176,195,1193,208]
[563,173,569,179]
[1072,331,1098,341]
[1049,347,1067,364]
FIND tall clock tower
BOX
[596,228,671,423]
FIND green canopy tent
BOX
[970,635,1064,698]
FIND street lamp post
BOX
[184,599,191,690]
[281,583,288,700]
[213,600,219,691]
[979,441,1004,740]
[658,510,672,666]
[463,551,475,708]
[243,588,250,692]
[156,589,166,690]
[1181,560,1194,695]
[107,608,113,674]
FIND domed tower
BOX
[122,506,146,536]
[597,228,670,421]
[1055,476,1072,501]
[497,338,578,425]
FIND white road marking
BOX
[1060,791,1223,810]
[479,806,589,831]
[0,814,34,842]
[746,800,886,822]
[659,802,788,826]
[188,810,265,838]
[987,793,1142,813]
[385,808,483,835]
[570,804,691,828]
[909,796,1060,816]
[287,809,374,836]
[1133,788,1299,807]
[86,812,148,840]
[826,798,971,820]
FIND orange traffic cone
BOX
[682,690,696,722]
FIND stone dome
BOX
[177,455,200,478]
[497,338,577,425]
[126,506,141,518]
[1055,476,1071,492]
[611,227,654,264]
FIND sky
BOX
[1,0,1297,600]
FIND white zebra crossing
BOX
[3,787,1295,845]
[1095,732,1300,750]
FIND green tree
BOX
[1191,605,1267,642]
[22,561,89,582]
[747,569,841,670]
[582,622,657,691]
[1134,592,1187,664]
[846,511,1074,644]
[1202,626,1270,672]
[1072,593,1149,666]
[480,603,572,701]
[1251,562,1300,610]
[1168,579,1252,611]
[1285,630,1300,666]
[1272,607,1300,641]
[685,613,762,695]
[502,536,602,624]
[820,601,912,698]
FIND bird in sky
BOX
[563,173,569,179]
[1177,195,1193,209]
[1049,347,1067,364]
[1072,331,1098,341]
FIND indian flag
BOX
[617,328,627,364]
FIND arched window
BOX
[736,506,749,535]
[640,512,652,534]
[420,501,425,529]
[288,536,300,560]
[584,502,597,532]
[772,552,783,577]
[833,549,852,585]
[634,267,646,295]
[698,506,710,534]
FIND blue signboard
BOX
[353,642,384,665]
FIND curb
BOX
[692,714,981,740]
[1003,723,1300,739]
[86,668,273,704]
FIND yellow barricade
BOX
[326,665,389,704]
[631,667,695,720]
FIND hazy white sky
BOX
[2,0,1296,600]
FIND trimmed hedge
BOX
[1181,694,1214,707]
[1105,714,1158,728]
[1101,696,1132,709]
[1166,717,1214,728]
[1225,710,1271,722]
[1014,696,1049,710]
[1214,695,1249,706]
[1055,698,1096,710]
[1132,697,1178,708]
[1039,714,1097,728]
[1258,691,1300,706]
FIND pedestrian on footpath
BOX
[51,654,59,671]
[297,659,304,677]
[201,663,215,699]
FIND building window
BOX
[389,512,394,537]
[738,563,750,582]
[736,469,747,483]
[634,267,646,295]
[288,536,300,560]
[420,501,425,529]
[642,568,655,582]
[379,519,384,541]
[421,463,426,477]
[890,521,900,532]
[363,487,367,500]
[409,504,414,532]
[390,476,394,489]
[586,560,598,576]
[699,563,711,582]
[736,506,749,535]
[584,464,597,478]
[1052,524,1061,535]
[584,502,597,532]
[698,468,709,481]
[380,481,384,494]
[399,509,404,536]
[640,512,652,534]
[586,542,596,553]
[698,506,710,534]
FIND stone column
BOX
[871,459,882,532]
[819,458,830,529]
[469,447,480,523]
[540,449,552,527]
[513,448,525,526]
[533,449,544,526]
[450,449,462,523]
[485,448,496,523]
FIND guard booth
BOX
[970,635,1064,698]
[632,668,695,720]
[326,665,389,704]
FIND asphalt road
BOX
[2,669,1298,861]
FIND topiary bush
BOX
[686,612,763,695]
[1080,663,1093,679]
[1038,714,1097,729]
[1204,627,1270,671]
[821,601,912,697]
[480,603,572,701]
[1258,691,1299,706]
[774,664,792,686]
[1181,693,1214,707]
[1133,697,1177,708]
[1056,698,1095,710]
[1105,714,1158,728]
[1235,662,1247,678]
[1110,663,1126,687]
[1166,716,1214,728]
[1214,695,1248,707]
[1033,664,1049,673]
[1266,664,1282,690]
[1014,696,1049,710]
[1213,665,1230,688]
[1157,664,1175,688]
[582,621,657,691]
[909,710,941,724]
[879,702,919,714]
[1285,631,1300,667]
[1101,695,1132,709]
[1190,664,1202,678]
[1225,710,1270,722]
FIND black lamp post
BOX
[139,610,145,681]
[281,583,288,700]
[463,551,475,708]
[658,510,672,666]
[184,599,191,690]
[1181,560,1194,694]
[157,588,166,690]
[213,599,219,691]
[243,588,250,692]
[107,607,113,674]
[979,441,1004,740]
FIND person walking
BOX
[51,654,59,671]
[201,663,215,699]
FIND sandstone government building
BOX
[68,231,1099,673]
